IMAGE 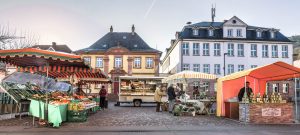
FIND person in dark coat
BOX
[238,81,253,101]
[167,84,176,113]
[99,86,107,109]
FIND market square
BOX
[1,0,300,135]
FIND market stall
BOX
[0,48,110,127]
[217,61,300,123]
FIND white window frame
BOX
[146,58,154,68]
[262,45,269,58]
[271,45,278,58]
[114,57,122,68]
[83,57,91,65]
[256,31,262,38]
[214,43,221,56]
[283,83,289,93]
[182,64,190,71]
[238,65,244,71]
[193,43,200,56]
[193,64,200,72]
[251,44,257,57]
[203,64,210,74]
[203,82,209,91]
[227,43,234,56]
[237,29,242,37]
[208,29,214,37]
[237,44,244,57]
[182,42,189,56]
[270,32,275,39]
[282,45,288,58]
[193,29,199,36]
[228,64,234,74]
[203,43,210,56]
[96,57,103,68]
[227,29,233,37]
[214,64,221,75]
[272,83,279,93]
[133,57,141,68]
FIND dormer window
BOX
[193,29,198,36]
[256,31,262,38]
[208,29,214,37]
[237,29,242,37]
[48,47,55,51]
[227,29,233,37]
[103,44,107,48]
[134,44,138,48]
[270,31,275,39]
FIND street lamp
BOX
[223,53,228,76]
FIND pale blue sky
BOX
[0,0,299,54]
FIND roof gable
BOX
[223,16,247,27]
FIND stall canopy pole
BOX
[295,77,299,123]
[45,62,49,121]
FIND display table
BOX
[29,99,68,127]
[239,103,294,124]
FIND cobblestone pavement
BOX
[0,102,242,127]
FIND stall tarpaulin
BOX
[162,71,217,83]
[217,61,300,116]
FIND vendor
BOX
[238,81,253,101]
[131,83,136,90]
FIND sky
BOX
[0,0,300,56]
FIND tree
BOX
[0,24,39,50]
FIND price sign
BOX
[262,108,281,116]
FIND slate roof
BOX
[76,32,160,54]
[179,22,291,42]
[32,43,72,53]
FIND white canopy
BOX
[162,71,217,84]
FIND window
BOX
[214,43,221,56]
[83,57,91,65]
[228,64,234,74]
[214,64,221,75]
[270,32,275,39]
[262,45,268,57]
[203,82,209,91]
[182,42,189,56]
[193,29,198,36]
[182,64,190,71]
[203,43,210,56]
[227,43,234,56]
[237,29,242,37]
[271,45,278,58]
[193,43,200,56]
[283,83,289,93]
[251,44,257,57]
[114,57,122,68]
[203,64,210,74]
[208,29,214,37]
[238,65,244,71]
[133,57,141,68]
[237,44,244,57]
[282,45,288,58]
[251,65,258,68]
[96,57,103,68]
[272,83,279,93]
[227,29,233,37]
[256,31,262,38]
[193,64,200,72]
[146,58,154,68]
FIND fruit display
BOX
[68,101,86,111]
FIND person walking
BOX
[167,84,176,113]
[154,86,164,112]
[99,86,107,109]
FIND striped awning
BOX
[163,70,217,83]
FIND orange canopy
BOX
[216,61,300,116]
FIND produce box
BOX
[67,110,87,122]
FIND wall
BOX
[161,41,181,74]
[267,80,295,101]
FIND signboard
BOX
[262,108,281,116]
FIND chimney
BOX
[52,42,57,47]
[175,32,180,39]
[131,24,135,35]
[171,39,175,45]
[110,25,113,33]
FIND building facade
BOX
[161,16,293,78]
[76,25,161,94]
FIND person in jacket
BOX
[238,81,253,101]
[167,84,176,113]
[99,86,107,109]
[154,86,164,112]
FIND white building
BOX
[161,16,293,77]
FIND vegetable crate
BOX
[67,110,87,122]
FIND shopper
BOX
[167,84,176,113]
[154,86,164,112]
[99,86,107,109]
[238,81,253,101]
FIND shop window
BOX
[283,83,289,93]
[272,83,279,93]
